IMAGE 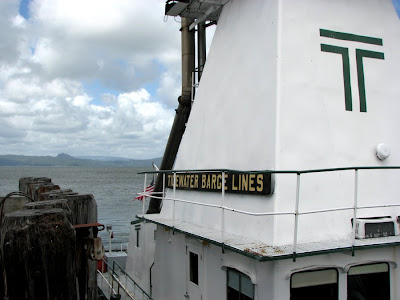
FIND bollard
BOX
[50,193,98,300]
[24,199,73,223]
[0,208,77,300]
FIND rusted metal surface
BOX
[19,177,51,195]
[35,184,61,201]
[73,222,105,231]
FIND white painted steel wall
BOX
[161,0,279,245]
[160,0,400,246]
[151,229,400,300]
[125,222,156,296]
[274,0,400,245]
[152,229,275,300]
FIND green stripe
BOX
[320,29,383,46]
[356,49,385,112]
[321,44,352,111]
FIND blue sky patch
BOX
[394,0,400,19]
[82,80,119,106]
[19,0,32,19]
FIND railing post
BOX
[221,171,226,246]
[111,261,115,292]
[293,173,301,262]
[108,278,111,297]
[173,172,176,229]
[142,173,147,216]
[352,169,359,255]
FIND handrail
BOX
[143,191,400,217]
[97,268,117,296]
[112,260,153,300]
[138,166,400,175]
[98,258,153,300]
[139,166,400,261]
[110,273,135,300]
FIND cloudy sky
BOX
[0,0,202,159]
[1,1,399,160]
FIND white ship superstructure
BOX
[125,1,400,299]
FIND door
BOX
[186,240,203,300]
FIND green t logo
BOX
[320,29,384,112]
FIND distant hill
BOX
[0,153,162,167]
[75,156,132,162]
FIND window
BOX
[135,224,141,247]
[189,252,199,285]
[348,263,390,300]
[227,268,254,300]
[290,268,338,300]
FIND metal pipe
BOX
[191,70,195,104]
[197,22,207,81]
[147,17,195,214]
[173,172,176,228]
[150,262,155,297]
[221,171,225,243]
[358,204,400,209]
[141,165,400,175]
[181,17,196,100]
[109,230,112,256]
[162,173,166,203]
[293,173,301,261]
[299,206,354,215]
[142,173,147,216]
[352,169,359,255]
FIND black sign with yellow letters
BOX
[166,171,273,196]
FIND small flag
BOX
[134,179,154,201]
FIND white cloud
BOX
[26,0,182,87]
[12,14,27,29]
[157,71,181,107]
[0,0,217,159]
[0,81,174,158]
[0,0,185,159]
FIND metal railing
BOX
[97,260,117,299]
[97,259,152,300]
[139,166,400,258]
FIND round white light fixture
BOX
[376,143,390,160]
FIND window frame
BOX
[226,268,254,300]
[134,224,141,248]
[347,262,390,300]
[290,268,339,300]
[189,251,199,285]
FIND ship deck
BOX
[139,214,400,262]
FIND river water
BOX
[0,166,153,249]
